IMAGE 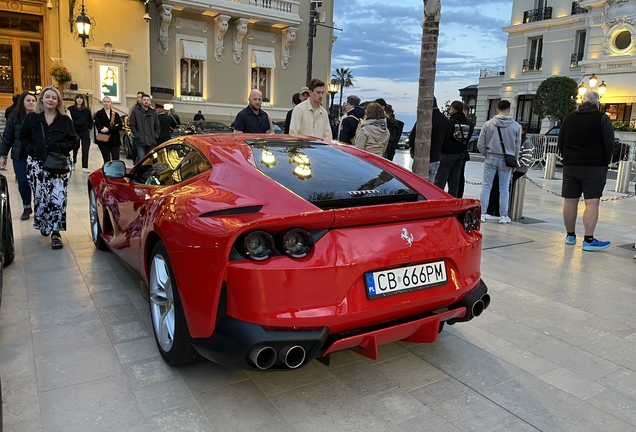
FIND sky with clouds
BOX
[330,0,513,130]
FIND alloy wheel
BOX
[149,254,175,352]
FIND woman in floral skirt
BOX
[20,86,78,250]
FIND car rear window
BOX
[250,140,422,209]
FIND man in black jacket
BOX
[338,95,364,144]
[558,91,614,251]
[409,97,448,182]
[384,105,404,161]
[129,94,160,162]
[434,100,472,196]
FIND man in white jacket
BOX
[477,100,521,224]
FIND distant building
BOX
[477,0,636,133]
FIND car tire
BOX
[89,189,108,250]
[2,198,14,267]
[148,242,199,366]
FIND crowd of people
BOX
[0,78,627,256]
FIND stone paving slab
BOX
[1,147,635,431]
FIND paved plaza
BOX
[1,146,636,432]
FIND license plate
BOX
[365,261,447,299]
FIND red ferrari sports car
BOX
[88,134,489,370]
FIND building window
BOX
[176,36,207,99]
[487,99,500,120]
[614,30,632,51]
[250,47,276,103]
[516,95,541,134]
[523,37,543,72]
[602,103,632,122]
[571,30,586,68]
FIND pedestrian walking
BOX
[93,96,123,164]
[233,89,273,133]
[67,94,93,172]
[155,103,175,144]
[0,92,36,220]
[435,100,473,197]
[20,86,79,250]
[289,79,331,139]
[129,94,160,162]
[353,102,390,156]
[477,100,521,224]
[558,91,614,251]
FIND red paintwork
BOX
[88,134,482,342]
[322,307,466,360]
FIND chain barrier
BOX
[466,174,636,202]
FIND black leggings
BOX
[98,144,120,163]
[73,131,91,168]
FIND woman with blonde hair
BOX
[354,102,390,156]
[20,86,78,249]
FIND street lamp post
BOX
[579,73,607,100]
[328,82,339,119]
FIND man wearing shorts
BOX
[558,91,614,251]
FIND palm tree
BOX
[332,67,354,108]
[412,0,441,180]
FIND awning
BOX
[181,40,206,61]
[252,51,276,69]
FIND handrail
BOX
[86,94,129,117]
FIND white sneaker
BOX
[70,164,75,171]
[484,214,499,220]
[82,168,90,173]
[480,215,486,223]
[499,216,511,224]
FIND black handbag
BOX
[42,152,70,174]
[40,123,70,175]
[496,127,519,168]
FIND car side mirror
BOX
[102,160,126,179]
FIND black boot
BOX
[21,208,32,220]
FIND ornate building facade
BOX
[0,0,336,123]
[477,0,636,132]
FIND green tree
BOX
[413,0,441,179]
[332,67,354,109]
[533,76,578,129]
[441,100,451,118]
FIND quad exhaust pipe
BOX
[280,345,306,369]
[471,294,491,318]
[250,346,277,370]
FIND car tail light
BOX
[242,231,274,261]
[462,208,480,233]
[280,228,313,258]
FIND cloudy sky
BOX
[331,0,513,130]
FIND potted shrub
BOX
[49,63,72,88]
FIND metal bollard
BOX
[544,153,557,179]
[509,176,526,221]
[615,160,633,193]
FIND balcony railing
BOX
[480,67,506,78]
[522,58,542,72]
[571,1,588,15]
[248,0,295,14]
[523,7,552,23]
[570,52,583,68]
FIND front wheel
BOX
[148,242,199,366]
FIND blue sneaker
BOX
[565,235,576,245]
[582,238,611,251]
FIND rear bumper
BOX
[192,279,488,370]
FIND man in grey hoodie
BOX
[477,100,521,224]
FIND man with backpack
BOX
[338,95,364,144]
[434,100,473,197]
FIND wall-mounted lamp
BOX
[71,0,95,47]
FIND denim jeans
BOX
[13,158,32,208]
[136,144,152,163]
[480,156,513,217]
[434,153,464,197]
[428,161,440,183]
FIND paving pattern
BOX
[1,146,636,432]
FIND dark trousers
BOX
[98,144,120,163]
[13,158,32,208]
[486,170,525,216]
[73,131,91,168]
[434,153,465,197]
